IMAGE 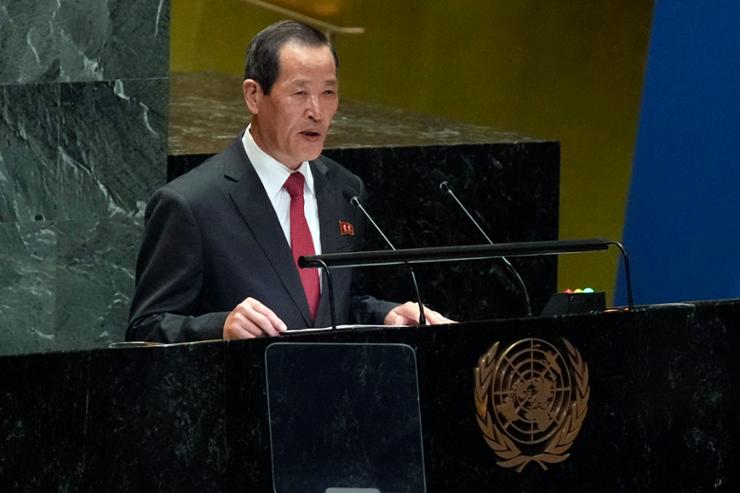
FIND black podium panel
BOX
[266,343,425,493]
[2,300,740,492]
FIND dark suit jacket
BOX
[127,138,397,342]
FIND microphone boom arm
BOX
[299,239,635,311]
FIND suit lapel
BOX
[312,159,345,326]
[312,159,340,261]
[223,140,312,325]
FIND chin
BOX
[299,145,325,162]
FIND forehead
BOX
[276,42,337,82]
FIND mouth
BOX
[299,130,323,140]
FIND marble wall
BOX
[0,0,169,355]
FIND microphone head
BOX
[342,188,359,206]
[429,169,452,193]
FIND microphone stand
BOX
[349,195,427,326]
[439,180,533,317]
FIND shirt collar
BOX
[241,124,315,200]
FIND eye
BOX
[323,89,336,96]
[295,90,307,96]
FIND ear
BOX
[242,79,263,114]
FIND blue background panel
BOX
[617,0,740,305]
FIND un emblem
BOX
[474,338,589,472]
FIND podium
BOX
[1,300,739,491]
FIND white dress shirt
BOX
[241,125,322,260]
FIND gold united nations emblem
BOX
[474,338,589,472]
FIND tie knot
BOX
[283,172,305,198]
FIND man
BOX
[127,20,451,343]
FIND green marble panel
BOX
[56,79,166,220]
[0,84,60,223]
[1,0,169,84]
[0,0,169,356]
[0,0,60,83]
[0,222,56,356]
[52,216,143,352]
[59,0,169,81]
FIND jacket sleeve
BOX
[126,187,227,343]
[348,295,399,325]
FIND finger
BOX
[227,304,280,338]
[224,315,257,340]
[384,310,407,326]
[233,298,283,337]
[423,309,455,325]
[242,308,281,337]
[398,311,423,326]
[248,298,288,333]
[400,303,431,325]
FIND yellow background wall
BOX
[171,0,654,302]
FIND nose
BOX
[305,95,323,121]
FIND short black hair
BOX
[244,20,339,95]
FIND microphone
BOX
[343,188,427,325]
[434,174,533,317]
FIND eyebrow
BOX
[290,78,338,86]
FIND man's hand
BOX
[383,301,455,326]
[223,297,288,339]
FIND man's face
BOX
[245,43,338,169]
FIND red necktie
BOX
[283,172,320,320]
